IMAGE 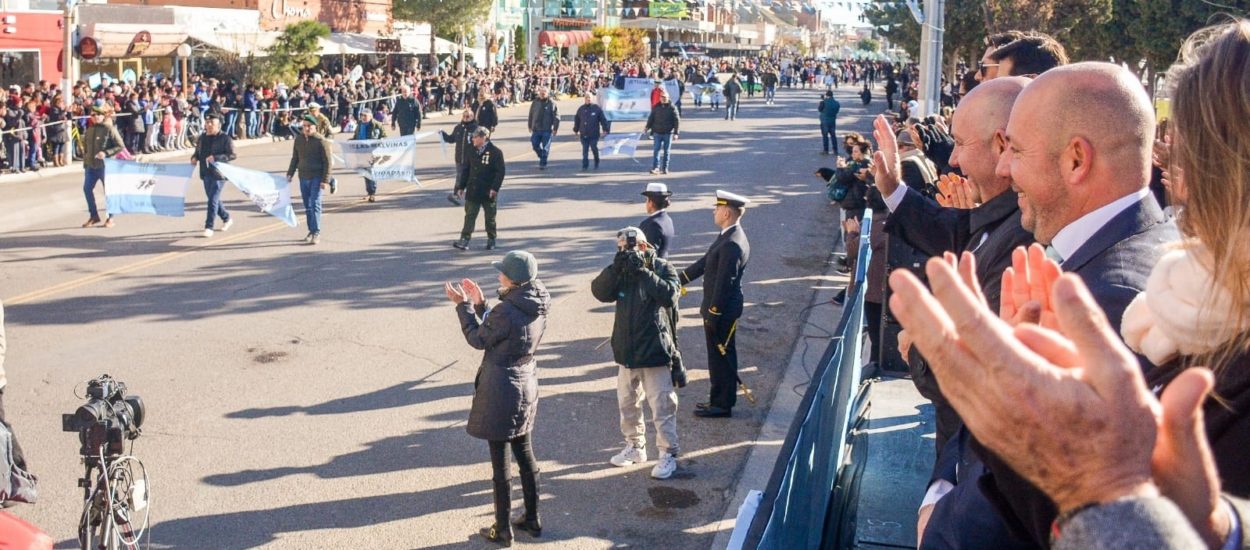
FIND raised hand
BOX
[999,244,1062,329]
[461,278,485,306]
[871,114,902,195]
[444,281,467,305]
[936,174,978,209]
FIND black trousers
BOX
[703,316,740,409]
[864,301,883,364]
[488,434,540,526]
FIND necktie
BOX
[1044,245,1064,264]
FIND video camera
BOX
[62,375,145,464]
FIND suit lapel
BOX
[1061,196,1167,272]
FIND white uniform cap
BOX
[715,190,750,208]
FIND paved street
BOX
[0,84,881,548]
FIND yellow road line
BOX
[5,134,590,306]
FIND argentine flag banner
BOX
[214,162,299,228]
[602,132,641,161]
[103,159,194,217]
[598,88,652,121]
[336,133,426,183]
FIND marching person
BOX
[573,93,609,171]
[391,85,423,136]
[527,86,559,170]
[350,108,387,202]
[591,228,684,480]
[475,89,499,133]
[445,250,550,547]
[441,109,479,206]
[286,115,335,245]
[81,103,126,229]
[723,73,743,121]
[645,90,680,175]
[639,183,675,259]
[680,191,751,418]
[306,103,334,138]
[190,113,236,238]
[453,127,506,251]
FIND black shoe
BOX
[453,239,469,250]
[832,289,847,306]
[481,524,513,547]
[695,402,711,410]
[329,178,338,195]
[582,164,589,170]
[594,161,600,169]
[485,238,496,250]
[511,514,542,537]
[694,406,732,418]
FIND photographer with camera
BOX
[591,228,685,480]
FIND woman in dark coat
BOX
[445,250,551,547]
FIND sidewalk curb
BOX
[709,248,848,549]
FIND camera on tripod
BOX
[62,374,145,463]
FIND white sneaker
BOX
[651,453,677,479]
[609,444,647,467]
[203,228,214,238]
[222,218,234,232]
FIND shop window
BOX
[0,51,40,88]
[6,0,61,11]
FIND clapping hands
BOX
[935,174,979,209]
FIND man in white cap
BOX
[591,227,684,479]
[350,107,387,202]
[639,183,675,259]
[680,190,751,418]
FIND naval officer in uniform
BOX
[680,190,751,418]
[639,183,676,259]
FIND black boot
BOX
[512,470,542,537]
[482,479,513,547]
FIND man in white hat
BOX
[680,190,751,418]
[639,183,675,259]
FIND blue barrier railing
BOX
[738,209,875,549]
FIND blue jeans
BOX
[580,135,599,167]
[225,111,239,138]
[204,177,229,229]
[821,122,836,153]
[764,86,776,102]
[651,133,673,171]
[725,99,739,119]
[530,131,553,165]
[299,177,323,234]
[6,141,24,172]
[246,111,260,138]
[365,178,378,195]
[83,165,108,220]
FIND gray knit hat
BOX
[492,250,537,284]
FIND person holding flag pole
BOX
[190,112,236,237]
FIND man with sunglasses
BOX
[978,31,1069,82]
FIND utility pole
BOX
[916,0,944,116]
[61,0,77,95]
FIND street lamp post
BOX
[176,43,192,96]
[641,35,650,61]
[601,34,612,62]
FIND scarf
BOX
[1122,246,1250,365]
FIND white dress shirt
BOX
[1047,188,1151,261]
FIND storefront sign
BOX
[77,36,99,60]
[125,30,152,57]
[270,0,312,20]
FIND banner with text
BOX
[623,78,681,100]
[103,159,194,217]
[214,162,298,227]
[598,88,651,121]
[335,133,429,183]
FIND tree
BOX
[863,3,920,59]
[859,37,882,53]
[393,0,493,73]
[579,27,649,62]
[262,21,330,84]
[513,26,525,62]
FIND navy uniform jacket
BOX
[680,225,750,319]
[392,96,422,132]
[639,210,675,259]
[462,141,506,203]
[924,196,1179,549]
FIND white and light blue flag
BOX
[335,132,433,183]
[103,159,194,217]
[602,132,641,160]
[598,88,652,121]
[214,162,298,227]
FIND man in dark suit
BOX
[680,190,751,418]
[639,183,675,259]
[391,85,422,137]
[573,94,609,171]
[919,63,1180,549]
[875,77,1036,452]
[453,127,506,251]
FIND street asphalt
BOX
[0,81,891,548]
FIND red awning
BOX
[537,30,594,48]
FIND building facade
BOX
[1,0,65,87]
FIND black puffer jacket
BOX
[457,278,551,442]
[590,251,681,368]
